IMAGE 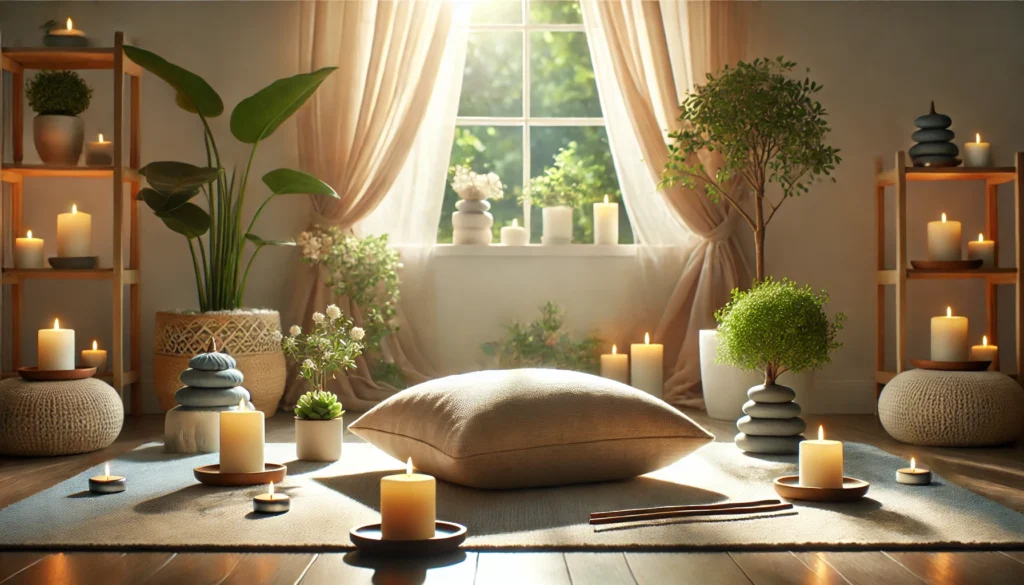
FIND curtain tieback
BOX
[308,210,353,231]
[701,209,739,243]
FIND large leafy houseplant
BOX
[123,46,339,311]
[662,57,841,282]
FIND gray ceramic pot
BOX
[33,115,84,165]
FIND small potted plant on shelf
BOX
[524,142,603,245]
[281,304,363,461]
[26,70,92,165]
[449,165,504,245]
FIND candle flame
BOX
[406,457,413,476]
[604,194,609,204]
[910,457,916,471]
[976,133,981,144]
[612,344,617,355]
[53,318,60,330]
[66,17,73,31]
[269,481,275,496]
[72,204,78,214]
[946,306,952,318]
[644,332,650,344]
[98,133,104,143]
[818,425,824,441]
[512,218,518,228]
[983,335,988,346]
[941,212,947,223]
[979,233,984,242]
[238,399,246,411]
[26,229,32,238]
[92,340,98,351]
[104,462,110,479]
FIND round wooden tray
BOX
[18,366,97,381]
[773,476,869,502]
[909,359,991,371]
[193,463,287,486]
[910,259,983,271]
[350,521,468,555]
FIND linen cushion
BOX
[349,368,714,489]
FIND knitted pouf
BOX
[0,377,123,456]
[878,370,1024,446]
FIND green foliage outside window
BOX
[481,302,602,373]
[523,141,611,209]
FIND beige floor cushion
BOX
[349,368,714,489]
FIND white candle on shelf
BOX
[39,318,75,371]
[44,18,88,48]
[593,195,619,245]
[48,17,85,37]
[799,425,844,489]
[926,213,961,261]
[600,344,629,384]
[500,218,528,246]
[630,333,664,398]
[219,399,265,473]
[963,133,992,168]
[57,204,92,257]
[14,230,45,269]
[967,233,995,268]
[931,306,969,362]
[969,335,998,370]
[81,339,107,371]
[85,133,113,166]
[381,458,436,540]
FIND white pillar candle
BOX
[600,344,629,384]
[630,333,664,398]
[500,218,528,246]
[81,339,107,371]
[14,230,45,269]
[219,399,265,474]
[541,206,573,245]
[969,335,998,370]
[799,425,844,489]
[39,318,75,371]
[593,195,619,245]
[963,133,992,168]
[926,213,961,261]
[967,233,995,268]
[57,204,92,257]
[931,306,969,362]
[381,458,436,540]
[85,133,113,166]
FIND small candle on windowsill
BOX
[963,133,992,168]
[931,306,969,362]
[253,481,290,513]
[926,213,961,261]
[799,425,844,488]
[630,333,663,399]
[969,335,998,370]
[39,318,75,371]
[381,458,436,540]
[600,344,629,384]
[593,195,619,245]
[14,230,45,269]
[81,339,107,371]
[85,133,113,166]
[500,218,528,246]
[896,457,931,485]
[89,462,126,494]
[967,233,995,268]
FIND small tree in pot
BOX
[26,70,92,165]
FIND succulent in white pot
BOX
[524,142,603,245]
[293,390,346,462]
[27,70,92,165]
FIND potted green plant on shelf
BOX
[524,142,604,245]
[481,302,602,373]
[26,70,92,165]
[282,305,363,461]
[122,45,338,416]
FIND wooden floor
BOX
[1,411,1022,585]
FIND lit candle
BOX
[630,333,664,398]
[896,457,932,485]
[57,204,92,258]
[967,233,995,268]
[14,230,45,269]
[253,481,290,514]
[600,344,629,384]
[38,318,75,371]
[926,213,961,261]
[931,306,969,362]
[969,335,998,370]
[593,194,619,245]
[85,133,113,166]
[799,425,844,488]
[219,399,265,474]
[44,18,88,48]
[381,458,436,540]
[500,218,528,246]
[81,339,107,371]
[963,133,992,168]
[88,462,126,494]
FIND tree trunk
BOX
[753,188,766,282]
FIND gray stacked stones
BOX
[163,350,251,454]
[909,102,960,167]
[452,198,493,245]
[734,383,806,454]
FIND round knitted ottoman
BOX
[878,370,1024,447]
[0,377,123,456]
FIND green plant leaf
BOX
[139,161,219,194]
[136,188,167,212]
[262,168,337,197]
[230,67,336,144]
[245,233,296,248]
[124,46,224,117]
[156,202,210,239]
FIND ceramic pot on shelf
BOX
[295,417,344,461]
[33,115,84,165]
[541,205,573,245]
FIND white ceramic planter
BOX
[33,115,84,165]
[295,417,344,461]
[541,206,573,244]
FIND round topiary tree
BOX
[26,70,92,116]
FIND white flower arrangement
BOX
[281,306,364,391]
[450,164,504,201]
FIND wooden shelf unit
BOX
[874,151,1024,397]
[0,32,142,414]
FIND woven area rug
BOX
[1,441,1022,551]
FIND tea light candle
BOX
[89,462,126,494]
[969,335,998,370]
[44,18,88,48]
[81,339,107,371]
[219,399,265,474]
[963,133,992,168]
[926,213,961,261]
[39,318,75,371]
[253,481,290,513]
[500,218,528,246]
[799,425,844,489]
[14,230,45,269]
[931,306,969,362]
[381,458,436,540]
[896,457,932,485]
[85,133,113,166]
[967,233,995,268]
[57,204,92,257]
[593,195,619,245]
[600,344,629,384]
[630,333,664,398]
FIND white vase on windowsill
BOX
[541,205,572,245]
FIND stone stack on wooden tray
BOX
[909,101,960,167]
[164,349,251,454]
[734,383,806,454]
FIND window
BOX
[437,0,634,245]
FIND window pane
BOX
[529,126,633,244]
[471,0,522,24]
[529,32,601,117]
[529,1,582,24]
[439,126,524,244]
[459,32,523,118]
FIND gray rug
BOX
[0,441,1021,551]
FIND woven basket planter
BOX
[154,310,286,417]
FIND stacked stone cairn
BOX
[453,198,493,245]
[909,101,960,167]
[734,383,806,455]
[164,348,251,454]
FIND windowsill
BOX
[432,244,638,257]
